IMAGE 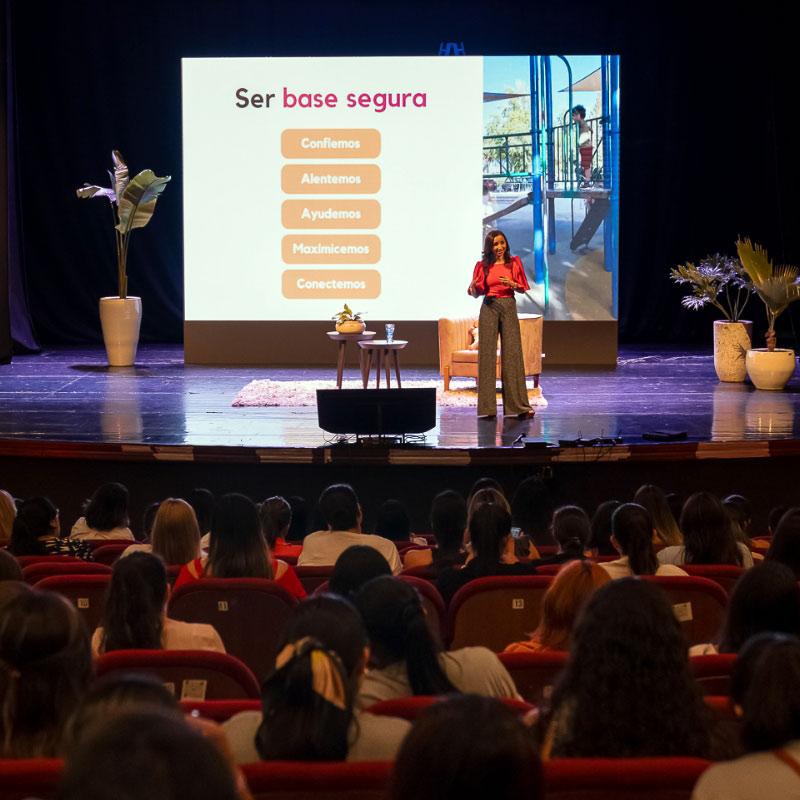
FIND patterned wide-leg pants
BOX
[477,297,532,416]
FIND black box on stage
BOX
[316,388,436,435]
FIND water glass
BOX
[385,323,395,343]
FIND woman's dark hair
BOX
[469,476,504,499]
[8,496,58,556]
[257,595,368,761]
[510,475,555,546]
[718,561,800,653]
[100,552,167,653]
[633,484,682,547]
[429,490,467,557]
[766,507,800,579]
[207,493,272,579]
[611,503,658,575]
[481,230,512,281]
[723,494,753,547]
[84,482,129,531]
[56,710,239,800]
[287,495,308,542]
[375,499,411,542]
[730,633,800,752]
[679,492,743,566]
[353,576,457,695]
[587,499,621,556]
[186,488,215,535]
[329,545,391,599]
[318,484,360,531]
[469,503,512,577]
[259,496,292,548]
[140,502,159,542]
[768,504,788,535]
[0,550,23,582]
[544,578,722,758]
[389,695,543,800]
[551,505,590,559]
[0,584,92,757]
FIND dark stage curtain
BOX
[5,0,798,347]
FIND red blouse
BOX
[468,256,530,298]
[174,556,306,599]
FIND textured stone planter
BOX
[746,348,796,391]
[713,320,752,382]
[99,296,142,367]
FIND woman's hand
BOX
[468,280,480,297]
[499,276,519,290]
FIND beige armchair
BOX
[438,314,543,392]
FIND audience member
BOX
[122,497,201,563]
[328,545,392,599]
[532,505,589,567]
[93,552,225,655]
[354,575,519,705]
[510,474,556,547]
[724,493,755,549]
[259,495,302,558]
[389,695,543,800]
[586,499,621,556]
[403,489,467,572]
[0,489,16,546]
[71,482,134,541]
[8,496,92,559]
[298,484,402,573]
[766,507,800,579]
[505,560,611,653]
[286,495,308,543]
[375,499,413,542]
[139,501,159,542]
[767,504,788,536]
[634,483,683,546]
[469,477,504,500]
[175,493,305,598]
[186,488,215,538]
[0,549,23,582]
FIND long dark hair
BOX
[8,496,58,556]
[587,500,621,556]
[353,576,457,695]
[259,496,291,549]
[481,229,512,281]
[429,490,467,558]
[634,484,682,546]
[766,507,800,579]
[511,476,555,547]
[469,503,512,577]
[550,505,590,559]
[611,503,658,575]
[84,483,129,531]
[679,492,743,566]
[206,493,272,579]
[100,552,167,653]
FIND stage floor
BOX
[2,345,800,466]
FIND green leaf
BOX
[76,183,116,202]
[736,238,773,284]
[111,150,129,205]
[115,170,171,233]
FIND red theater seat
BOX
[90,542,135,565]
[293,566,334,594]
[180,698,261,721]
[22,560,111,584]
[34,574,111,631]
[690,653,737,696]
[366,695,533,721]
[13,554,82,568]
[681,564,745,594]
[0,759,63,800]
[497,650,568,706]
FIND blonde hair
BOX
[150,499,201,566]
[0,491,16,547]
[467,488,510,521]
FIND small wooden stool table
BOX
[358,339,408,388]
[326,331,376,389]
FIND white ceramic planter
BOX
[745,348,796,391]
[713,320,752,382]
[99,296,142,366]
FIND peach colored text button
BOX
[281,200,380,229]
[282,270,381,299]
[281,165,380,194]
[282,235,380,264]
[281,129,381,158]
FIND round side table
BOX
[326,331,376,388]
[357,339,408,388]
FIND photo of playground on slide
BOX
[482,55,620,321]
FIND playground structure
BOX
[482,56,620,317]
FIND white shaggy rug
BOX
[232,378,547,408]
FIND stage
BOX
[2,344,800,535]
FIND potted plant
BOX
[77,151,170,366]
[736,238,800,390]
[670,253,754,381]
[332,303,366,334]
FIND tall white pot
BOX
[713,320,752,382]
[99,297,142,367]
[746,348,796,391]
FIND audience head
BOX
[375,499,411,542]
[318,484,361,532]
[550,505,590,558]
[723,493,753,546]
[429,489,467,555]
[353,576,456,695]
[469,503,513,576]
[84,482,129,531]
[532,560,611,651]
[510,475,555,546]
[99,552,167,653]
[680,491,743,566]
[329,545,391,599]
[259,495,292,548]
[208,493,272,579]
[185,488,215,536]
[469,476,503,498]
[0,584,92,757]
[150,498,201,565]
[467,487,510,521]
[766,507,800,579]
[587,499,621,556]
[611,502,659,575]
[633,484,682,546]
[8,496,59,556]
[768,504,788,536]
[56,710,239,800]
[0,549,23,582]
[257,594,368,761]
[140,502,159,542]
[0,490,16,546]
[718,561,800,653]
[287,495,308,542]
[389,695,543,800]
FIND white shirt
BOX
[297,529,402,574]
[92,617,225,656]
[600,555,688,579]
[70,516,134,541]
[657,543,754,568]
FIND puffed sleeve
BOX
[469,262,486,295]
[511,257,530,292]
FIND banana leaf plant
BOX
[76,151,170,299]
[736,238,800,351]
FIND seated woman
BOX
[510,475,556,550]
[121,497,202,564]
[259,495,302,559]
[328,545,392,600]
[766,507,800,579]
[692,633,800,799]
[504,559,611,653]
[92,551,225,655]
[174,493,305,599]
[0,583,92,757]
[658,491,753,568]
[353,575,520,706]
[537,578,732,759]
[531,505,590,568]
[222,594,411,763]
[634,483,683,547]
[586,499,621,557]
[70,482,134,541]
[600,503,688,579]
[8,496,92,560]
[403,489,468,572]
[437,503,536,605]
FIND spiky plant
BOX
[736,238,800,351]
[670,254,753,322]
